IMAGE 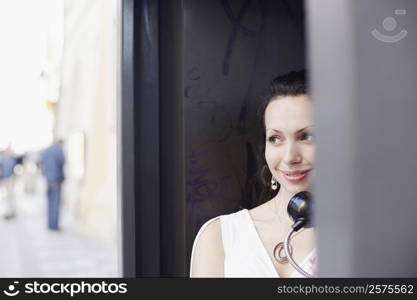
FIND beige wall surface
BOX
[55,0,118,241]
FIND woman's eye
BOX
[301,132,314,142]
[268,136,282,144]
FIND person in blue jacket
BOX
[40,140,65,230]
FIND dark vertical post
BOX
[135,0,161,277]
[121,0,161,277]
[159,0,186,276]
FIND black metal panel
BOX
[121,0,161,277]
[135,0,161,277]
[121,0,305,277]
[159,0,186,277]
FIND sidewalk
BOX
[0,183,118,277]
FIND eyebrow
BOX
[266,125,314,134]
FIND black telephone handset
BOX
[287,191,313,232]
[282,191,315,278]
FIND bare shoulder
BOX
[190,218,224,277]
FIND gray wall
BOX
[308,0,417,276]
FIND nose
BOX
[283,141,302,165]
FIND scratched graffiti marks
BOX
[185,66,235,143]
[221,0,266,135]
[186,147,233,211]
[185,0,266,141]
[184,0,267,211]
[221,0,260,76]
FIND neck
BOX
[271,188,295,226]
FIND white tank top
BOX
[190,209,317,277]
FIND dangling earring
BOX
[271,177,278,190]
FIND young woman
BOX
[190,70,317,277]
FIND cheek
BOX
[265,145,282,169]
[303,146,315,164]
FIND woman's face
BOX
[264,94,315,194]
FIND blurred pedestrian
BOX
[40,140,65,230]
[22,151,41,194]
[0,146,18,219]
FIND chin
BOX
[282,183,311,194]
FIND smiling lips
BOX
[281,169,310,183]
